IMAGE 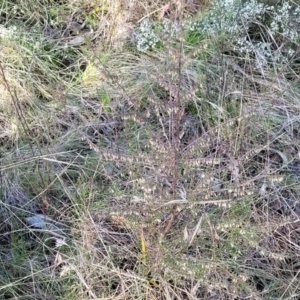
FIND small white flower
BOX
[0,25,16,40]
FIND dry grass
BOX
[1,0,300,299]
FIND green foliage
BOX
[98,89,111,113]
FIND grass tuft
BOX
[1,0,300,299]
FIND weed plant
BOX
[1,0,300,299]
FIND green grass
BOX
[1,0,300,299]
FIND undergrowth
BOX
[1,0,300,299]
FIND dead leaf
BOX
[68,36,85,46]
[54,252,63,266]
[183,225,189,241]
[41,193,50,214]
[229,158,240,185]
[159,4,170,19]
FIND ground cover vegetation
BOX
[0,0,300,299]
